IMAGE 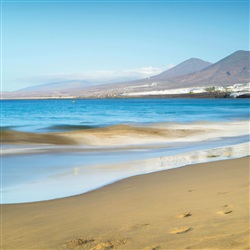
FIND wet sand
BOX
[2,157,249,249]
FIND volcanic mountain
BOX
[1,50,249,99]
[168,50,250,88]
[121,50,250,90]
[150,58,212,80]
[82,50,249,96]
[75,58,213,95]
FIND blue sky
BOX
[1,0,249,91]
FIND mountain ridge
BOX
[167,50,250,87]
[2,50,249,99]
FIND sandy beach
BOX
[2,156,249,250]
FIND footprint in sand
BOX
[131,223,150,230]
[144,245,163,250]
[217,210,233,215]
[64,237,129,249]
[89,238,129,250]
[217,204,233,215]
[177,212,192,218]
[169,227,191,234]
[63,238,95,248]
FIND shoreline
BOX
[1,91,250,100]
[2,139,249,204]
[2,120,249,204]
[2,156,249,249]
[1,95,250,101]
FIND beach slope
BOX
[2,157,249,249]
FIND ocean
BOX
[2,98,249,132]
[1,98,250,204]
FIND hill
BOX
[151,58,212,80]
[1,50,249,99]
[81,50,249,97]
[169,50,250,88]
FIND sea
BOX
[2,98,250,132]
[1,98,250,204]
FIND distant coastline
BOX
[2,50,249,100]
[1,92,249,100]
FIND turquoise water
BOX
[1,98,250,204]
[2,99,249,132]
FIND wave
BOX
[2,120,249,147]
[0,125,25,131]
[1,123,198,146]
[1,130,76,145]
[43,124,99,132]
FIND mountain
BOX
[5,72,146,98]
[2,57,211,98]
[17,80,93,93]
[73,57,213,95]
[102,50,250,94]
[168,50,250,88]
[82,50,249,96]
[2,50,249,99]
[150,58,212,80]
[1,80,94,99]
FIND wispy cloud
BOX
[17,65,174,86]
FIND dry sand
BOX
[1,157,249,249]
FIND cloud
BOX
[16,65,175,87]
[123,66,163,78]
[4,64,174,91]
